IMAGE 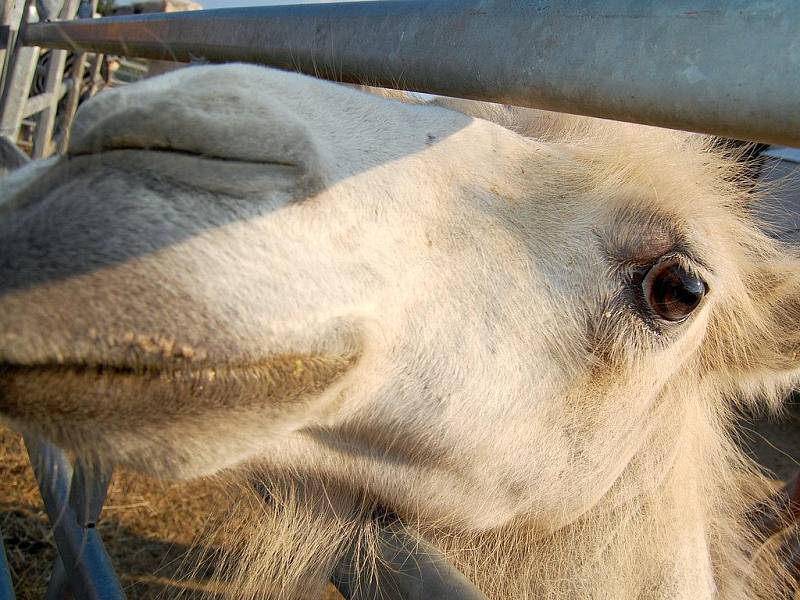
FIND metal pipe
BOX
[331,516,488,600]
[0,527,14,600]
[43,455,116,599]
[18,0,800,147]
[0,0,36,132]
[24,436,126,600]
[44,557,70,600]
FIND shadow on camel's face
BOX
[0,64,797,531]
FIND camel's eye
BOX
[642,260,707,322]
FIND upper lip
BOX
[0,361,203,375]
[0,362,140,375]
[69,145,299,168]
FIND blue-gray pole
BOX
[0,526,14,600]
[331,516,489,600]
[24,437,126,600]
[19,0,800,146]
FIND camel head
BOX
[1,64,799,535]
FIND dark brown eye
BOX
[642,260,707,322]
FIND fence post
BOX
[0,0,39,141]
[55,0,94,153]
[29,0,78,157]
[0,526,14,600]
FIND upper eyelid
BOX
[593,222,713,280]
[652,251,713,289]
[602,246,712,285]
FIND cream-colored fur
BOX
[1,64,798,598]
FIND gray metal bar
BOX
[24,436,126,600]
[23,90,53,117]
[17,0,800,146]
[0,0,22,87]
[31,0,79,158]
[0,0,39,140]
[0,527,14,600]
[43,453,115,600]
[34,0,64,23]
[84,50,102,96]
[68,457,113,529]
[56,0,95,153]
[44,556,69,600]
[331,517,488,600]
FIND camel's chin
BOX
[0,353,357,476]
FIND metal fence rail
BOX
[0,435,126,600]
[0,0,104,159]
[0,528,12,600]
[19,0,800,147]
[24,437,124,600]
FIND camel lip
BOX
[67,146,299,169]
[0,360,224,378]
[0,351,358,378]
[2,361,162,374]
[0,355,292,374]
[0,323,362,380]
[0,351,360,476]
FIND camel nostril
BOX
[67,66,321,170]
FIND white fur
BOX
[1,64,799,598]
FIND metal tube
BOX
[0,527,14,600]
[331,517,488,600]
[18,0,800,146]
[24,437,126,600]
[42,455,116,599]
[0,0,38,139]
[44,557,69,600]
